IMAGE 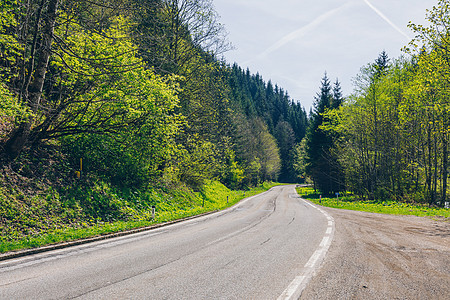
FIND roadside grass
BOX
[296,187,450,219]
[0,181,278,253]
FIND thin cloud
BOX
[363,0,411,41]
[248,2,354,63]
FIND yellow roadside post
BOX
[75,158,83,179]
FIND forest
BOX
[0,0,308,245]
[301,1,450,205]
[0,0,307,187]
[1,0,449,249]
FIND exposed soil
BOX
[301,207,450,300]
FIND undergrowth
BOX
[0,173,276,253]
[0,146,279,253]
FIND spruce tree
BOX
[373,50,390,79]
[332,79,344,109]
[305,72,344,194]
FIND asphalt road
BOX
[0,185,331,300]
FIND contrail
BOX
[248,2,353,63]
[363,0,411,41]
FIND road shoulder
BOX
[300,208,450,299]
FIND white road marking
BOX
[277,199,335,300]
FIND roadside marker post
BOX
[75,158,83,179]
[151,206,156,220]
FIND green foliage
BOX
[292,139,307,183]
[0,0,307,254]
[0,0,22,70]
[0,83,32,139]
[0,180,277,253]
[45,15,182,187]
[221,149,245,189]
[303,73,344,194]
[297,187,449,219]
[322,49,449,203]
[48,16,181,139]
[257,124,282,181]
[0,0,31,135]
[227,64,308,183]
[174,136,219,190]
[231,116,281,185]
[0,0,308,190]
[301,1,449,204]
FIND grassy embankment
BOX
[1,181,278,254]
[296,186,450,219]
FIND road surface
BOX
[301,207,450,299]
[0,185,331,299]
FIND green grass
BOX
[0,221,153,253]
[0,181,277,253]
[296,187,450,219]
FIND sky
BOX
[213,0,435,110]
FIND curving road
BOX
[0,185,332,300]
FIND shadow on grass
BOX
[297,187,359,202]
[300,193,320,200]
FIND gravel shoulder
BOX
[300,207,450,300]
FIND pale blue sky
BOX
[214,0,435,110]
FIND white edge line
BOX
[277,199,335,300]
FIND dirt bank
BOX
[301,207,450,300]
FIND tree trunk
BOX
[442,133,448,203]
[5,0,60,158]
[425,119,432,203]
